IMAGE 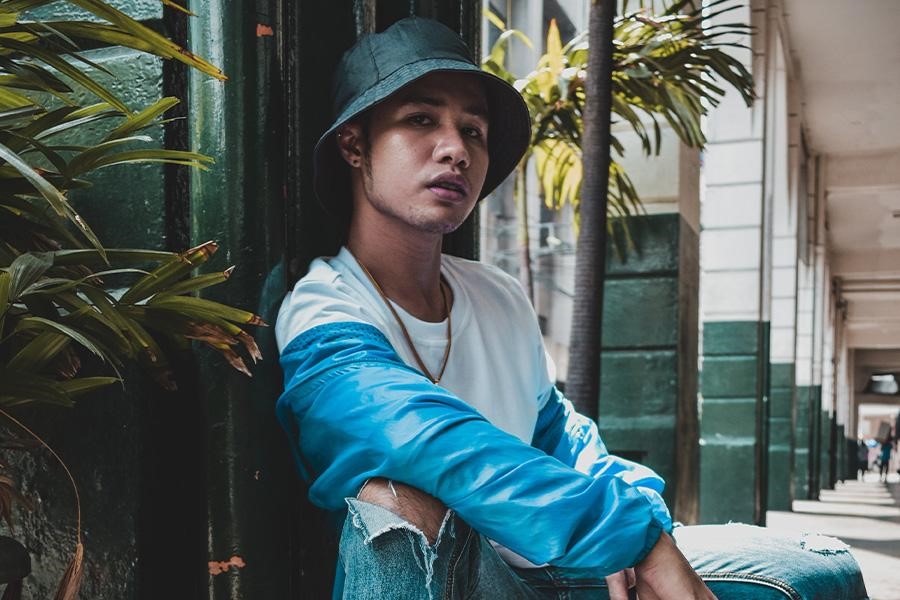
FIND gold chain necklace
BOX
[355,258,452,384]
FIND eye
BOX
[462,126,483,139]
[407,113,434,126]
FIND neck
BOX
[347,213,447,323]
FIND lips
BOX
[427,173,470,201]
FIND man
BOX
[276,17,867,600]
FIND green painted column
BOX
[820,410,834,490]
[768,363,794,510]
[189,0,295,598]
[809,385,822,499]
[793,385,811,499]
[699,321,770,525]
[599,213,699,523]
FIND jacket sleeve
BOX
[276,321,663,573]
[531,387,673,533]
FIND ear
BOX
[336,122,365,168]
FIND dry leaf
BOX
[53,541,83,600]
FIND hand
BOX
[633,532,716,600]
[605,568,636,600]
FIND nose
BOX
[432,125,470,170]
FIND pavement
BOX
[767,472,900,600]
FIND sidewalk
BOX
[767,472,900,600]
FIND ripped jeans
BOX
[339,498,868,600]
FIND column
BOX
[599,130,701,523]
[767,27,797,511]
[698,0,770,525]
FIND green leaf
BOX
[63,0,226,80]
[0,372,73,408]
[147,294,265,327]
[0,141,106,256]
[119,241,217,304]
[482,7,506,31]
[14,316,107,360]
[0,139,69,214]
[159,268,232,297]
[6,251,53,300]
[87,149,213,171]
[106,96,180,140]
[0,271,10,332]
[7,330,70,372]
[58,376,120,397]
[0,37,129,112]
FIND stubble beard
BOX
[361,157,469,236]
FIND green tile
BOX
[602,277,679,348]
[703,321,760,356]
[767,449,792,511]
[701,356,759,397]
[769,387,793,419]
[769,419,793,446]
[701,398,756,437]
[770,363,794,388]
[606,214,681,275]
[600,351,677,416]
[700,442,757,523]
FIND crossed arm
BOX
[277,321,712,596]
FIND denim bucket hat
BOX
[314,16,531,209]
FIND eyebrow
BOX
[402,94,489,119]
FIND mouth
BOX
[426,173,470,201]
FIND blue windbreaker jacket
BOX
[277,321,672,593]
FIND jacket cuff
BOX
[633,519,664,565]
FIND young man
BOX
[276,17,867,600]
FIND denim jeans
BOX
[339,498,868,599]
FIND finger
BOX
[626,567,636,588]
[606,570,630,600]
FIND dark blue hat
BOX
[314,17,531,207]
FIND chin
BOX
[415,219,466,235]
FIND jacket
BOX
[277,319,673,592]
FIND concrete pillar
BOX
[767,26,798,512]
[795,259,815,499]
[598,128,701,523]
[698,0,770,525]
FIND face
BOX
[340,71,490,236]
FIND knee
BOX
[358,478,448,544]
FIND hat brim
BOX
[314,58,530,212]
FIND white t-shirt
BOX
[275,247,556,566]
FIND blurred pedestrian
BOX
[857,437,870,480]
[879,434,893,482]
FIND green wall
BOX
[768,362,794,510]
[699,321,769,524]
[600,213,699,522]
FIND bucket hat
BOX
[314,16,531,209]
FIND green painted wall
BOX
[699,321,769,525]
[600,213,699,523]
[768,362,794,510]
[794,385,811,500]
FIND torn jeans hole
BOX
[345,497,454,600]
[799,532,850,555]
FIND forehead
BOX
[389,71,489,116]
